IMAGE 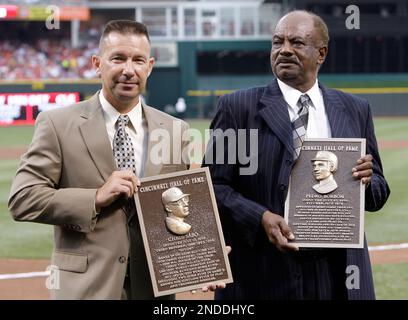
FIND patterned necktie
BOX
[291,94,311,160]
[113,115,137,175]
[113,115,137,220]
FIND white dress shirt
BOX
[99,90,148,177]
[277,79,332,139]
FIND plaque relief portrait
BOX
[311,150,338,194]
[161,187,191,235]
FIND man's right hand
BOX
[95,170,140,212]
[261,211,299,252]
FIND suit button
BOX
[286,159,292,166]
[280,184,286,191]
[119,256,127,264]
[128,221,134,227]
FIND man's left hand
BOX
[352,154,373,186]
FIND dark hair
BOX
[100,20,150,44]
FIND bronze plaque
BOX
[284,138,366,248]
[134,167,233,297]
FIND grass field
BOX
[0,117,407,299]
[373,263,408,300]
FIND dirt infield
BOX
[378,140,408,149]
[0,247,407,300]
[0,146,27,159]
[0,258,213,300]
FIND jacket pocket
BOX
[52,251,88,273]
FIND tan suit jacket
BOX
[8,93,190,299]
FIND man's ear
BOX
[92,55,101,77]
[164,204,171,212]
[147,57,155,77]
[317,46,328,66]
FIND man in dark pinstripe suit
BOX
[204,10,390,300]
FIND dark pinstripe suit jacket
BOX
[204,79,390,300]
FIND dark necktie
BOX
[292,94,311,160]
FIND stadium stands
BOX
[0,39,98,80]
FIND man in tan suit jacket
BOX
[8,20,190,299]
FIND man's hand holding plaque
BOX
[262,211,299,252]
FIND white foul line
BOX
[0,243,407,280]
[368,242,408,251]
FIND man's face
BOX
[313,160,332,181]
[92,32,154,111]
[270,12,327,91]
[167,196,190,218]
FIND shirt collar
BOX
[99,90,143,132]
[277,78,320,110]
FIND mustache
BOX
[277,58,299,65]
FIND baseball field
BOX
[0,118,407,299]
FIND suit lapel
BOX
[79,93,116,182]
[257,81,352,152]
[258,79,294,156]
[78,97,169,179]
[142,103,166,177]
[320,83,351,138]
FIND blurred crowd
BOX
[0,39,99,81]
[0,20,104,81]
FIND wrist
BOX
[95,189,102,212]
